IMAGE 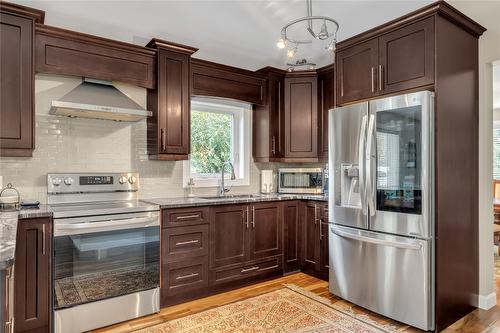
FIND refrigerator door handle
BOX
[358,115,368,215]
[330,225,422,251]
[365,114,376,216]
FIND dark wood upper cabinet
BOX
[35,25,156,89]
[191,59,266,105]
[209,204,249,268]
[147,39,197,160]
[0,3,43,157]
[335,14,436,105]
[336,38,378,105]
[379,17,434,94]
[317,65,334,160]
[284,74,318,161]
[249,202,282,260]
[253,68,285,162]
[15,217,52,333]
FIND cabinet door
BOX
[0,12,34,157]
[284,76,318,159]
[15,218,51,333]
[249,202,282,260]
[379,17,434,94]
[336,38,378,105]
[319,204,330,276]
[318,67,334,160]
[151,48,190,157]
[283,201,300,273]
[301,202,320,271]
[210,205,249,268]
[270,73,285,158]
[253,72,284,161]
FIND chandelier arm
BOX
[306,0,316,39]
[281,16,339,43]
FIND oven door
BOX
[278,168,324,194]
[53,211,160,310]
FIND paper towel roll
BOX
[261,170,274,193]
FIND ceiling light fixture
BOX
[287,44,298,58]
[276,0,339,66]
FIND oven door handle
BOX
[55,216,159,235]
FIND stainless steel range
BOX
[48,172,160,333]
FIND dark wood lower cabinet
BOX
[283,201,300,273]
[300,201,329,280]
[249,202,281,260]
[160,200,326,307]
[209,204,249,268]
[14,217,51,333]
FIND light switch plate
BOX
[0,176,3,189]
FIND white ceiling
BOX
[12,0,437,70]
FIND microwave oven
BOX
[278,168,324,194]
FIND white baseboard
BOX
[477,292,497,310]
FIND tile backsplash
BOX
[0,74,323,203]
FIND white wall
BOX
[0,74,315,203]
[449,0,500,309]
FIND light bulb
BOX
[287,45,297,58]
[327,39,336,52]
[276,38,286,49]
[318,20,329,40]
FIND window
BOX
[183,97,251,187]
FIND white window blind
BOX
[493,121,500,179]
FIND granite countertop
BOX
[0,205,53,268]
[0,195,327,267]
[0,211,19,269]
[143,193,328,209]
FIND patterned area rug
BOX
[136,285,396,333]
[54,264,159,309]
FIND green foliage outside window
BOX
[191,110,232,175]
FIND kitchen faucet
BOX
[219,161,236,196]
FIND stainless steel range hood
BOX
[50,78,152,122]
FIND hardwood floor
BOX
[95,266,500,333]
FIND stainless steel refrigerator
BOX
[328,90,434,331]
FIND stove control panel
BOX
[47,172,140,194]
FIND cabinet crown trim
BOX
[35,24,156,57]
[336,0,486,50]
[0,1,44,23]
[146,38,198,55]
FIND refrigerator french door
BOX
[328,91,434,331]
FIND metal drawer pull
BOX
[175,239,199,246]
[176,214,200,220]
[246,207,249,229]
[175,272,199,280]
[251,206,255,229]
[42,223,46,255]
[241,266,259,273]
[371,67,375,93]
[258,264,279,271]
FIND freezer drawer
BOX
[329,225,433,331]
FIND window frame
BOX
[183,97,251,188]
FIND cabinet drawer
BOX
[163,207,209,227]
[211,256,282,286]
[163,225,209,262]
[162,256,209,297]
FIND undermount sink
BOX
[198,194,263,200]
